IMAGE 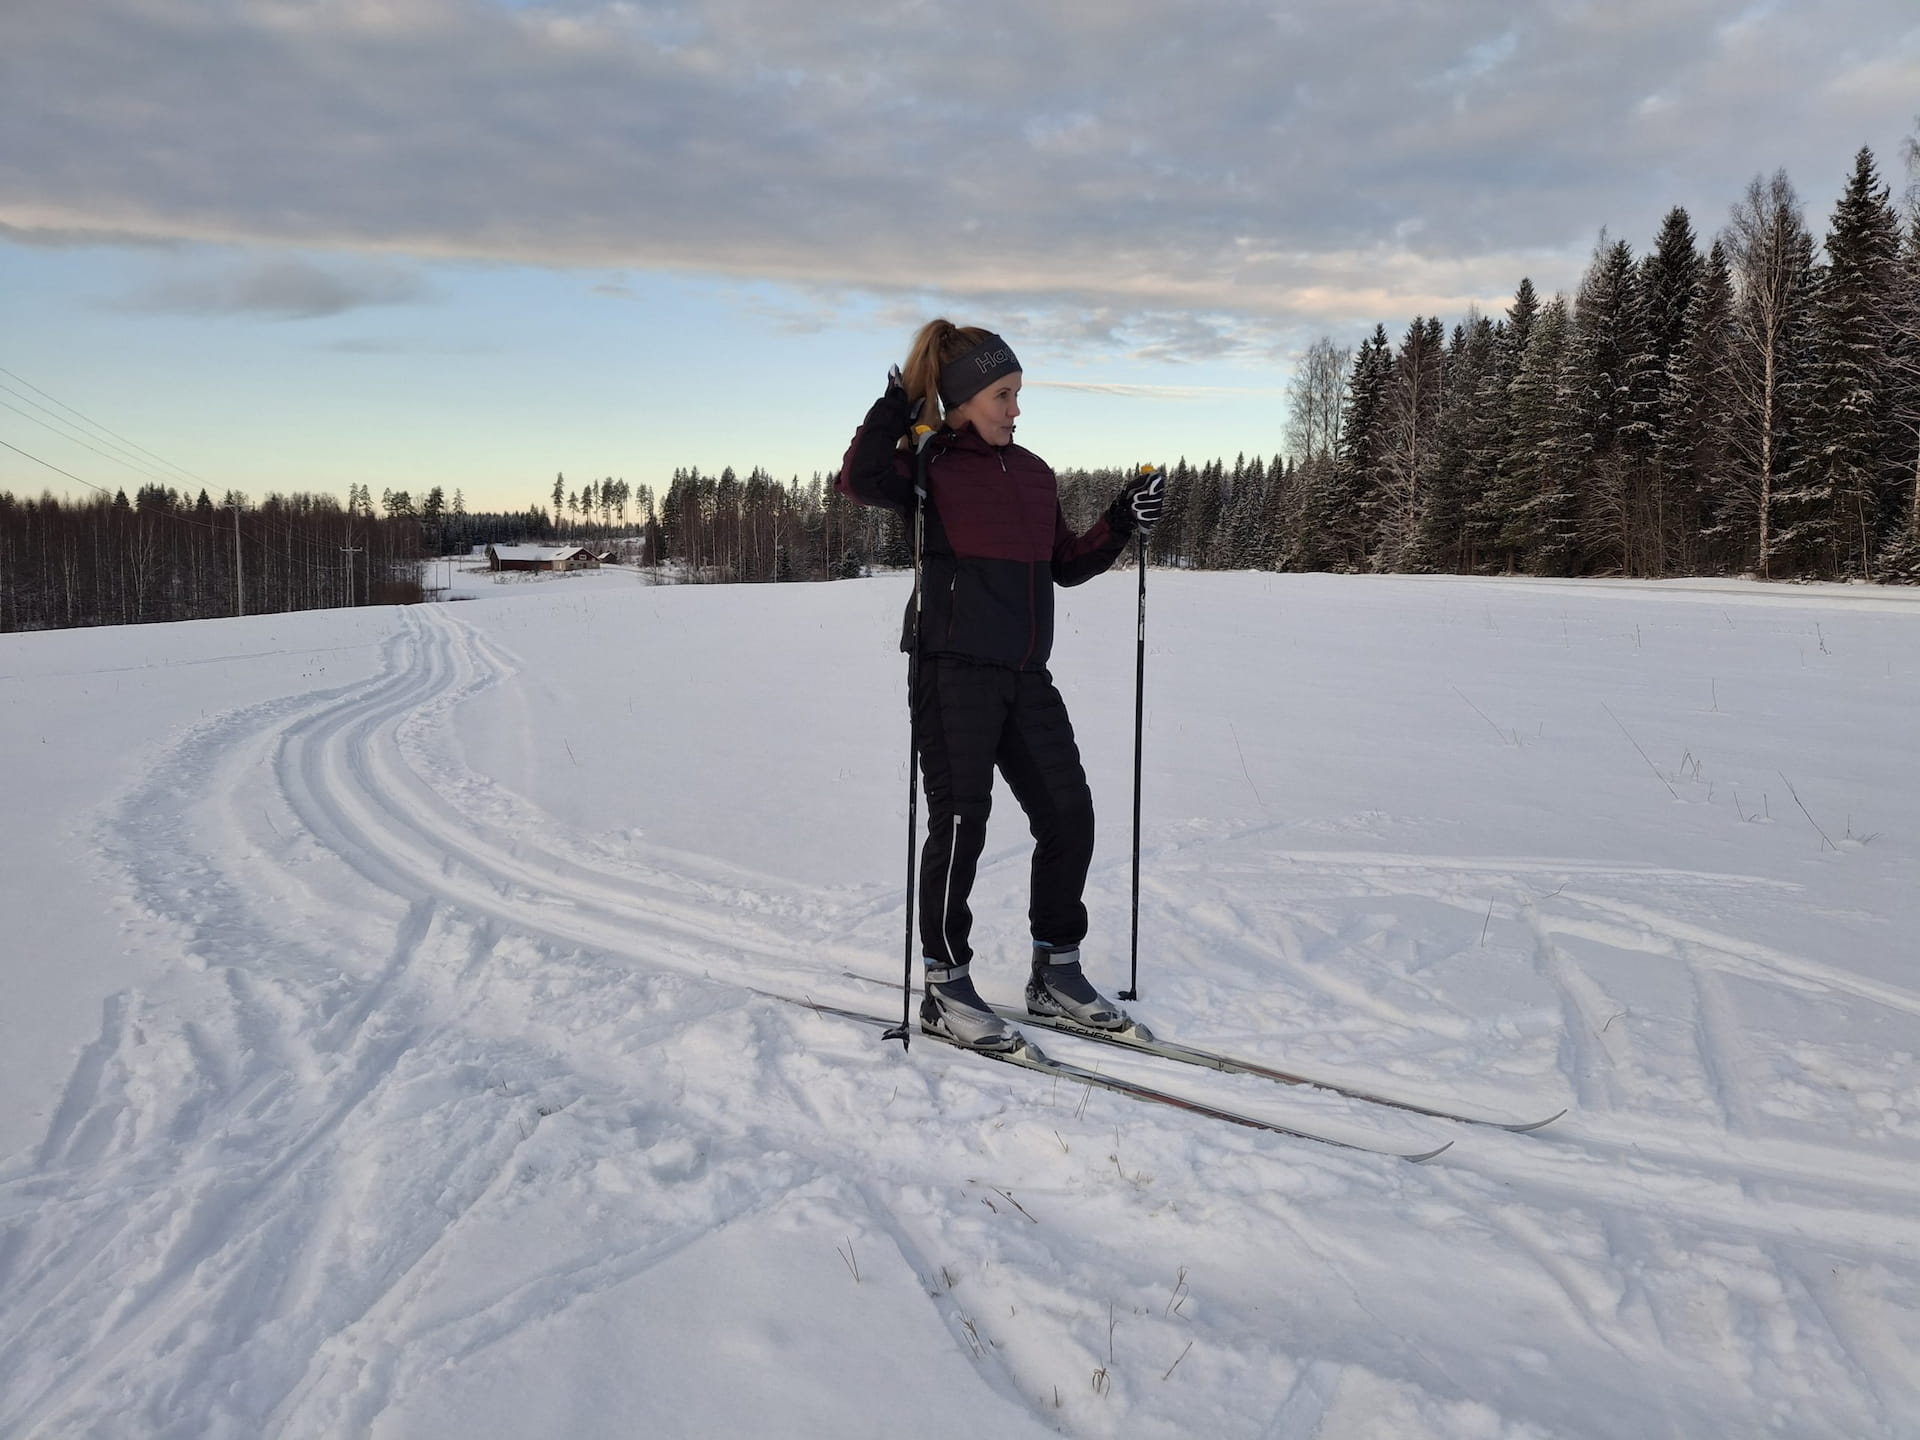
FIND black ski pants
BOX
[913,656,1095,968]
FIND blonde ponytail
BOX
[902,318,999,442]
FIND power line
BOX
[0,436,120,499]
[0,376,202,484]
[0,363,375,552]
[0,363,213,492]
[0,365,476,585]
[1,436,230,538]
[0,394,195,493]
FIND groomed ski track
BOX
[4,582,1919,1440]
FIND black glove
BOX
[1108,465,1166,536]
[846,368,917,491]
[889,364,939,456]
[864,367,912,439]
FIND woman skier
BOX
[836,319,1164,1050]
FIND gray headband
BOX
[938,334,1021,409]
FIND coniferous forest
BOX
[4,148,1917,633]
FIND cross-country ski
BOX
[774,991,1455,1162]
[840,969,1565,1132]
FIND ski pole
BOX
[884,419,936,1048]
[1120,465,1156,1002]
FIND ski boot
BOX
[920,960,1021,1052]
[1026,944,1144,1036]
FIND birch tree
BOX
[1723,171,1817,577]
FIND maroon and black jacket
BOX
[837,392,1132,671]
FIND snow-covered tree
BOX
[1495,296,1584,573]
[1798,147,1907,576]
[1420,315,1497,572]
[1723,170,1818,577]
[1627,207,1703,573]
[1368,316,1446,572]
[1572,237,1643,572]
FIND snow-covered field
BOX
[3,565,1918,1440]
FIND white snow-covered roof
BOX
[487,545,591,562]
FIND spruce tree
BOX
[1190,460,1228,568]
[1572,237,1642,572]
[1800,147,1906,576]
[1325,326,1393,569]
[1222,454,1273,569]
[1257,454,1293,571]
[1629,208,1703,573]
[1887,215,1920,578]
[1496,296,1583,573]
[1217,454,1249,568]
[1277,453,1336,571]
[1670,241,1739,572]
[1422,316,1496,572]
[1464,280,1539,568]
[1150,458,1196,568]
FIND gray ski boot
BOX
[921,961,1020,1052]
[1026,945,1138,1034]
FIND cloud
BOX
[120,255,428,319]
[0,220,181,251]
[4,0,1917,355]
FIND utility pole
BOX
[231,499,244,617]
[341,536,362,608]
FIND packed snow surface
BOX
[3,567,1918,1439]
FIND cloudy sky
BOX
[3,0,1917,514]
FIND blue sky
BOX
[3,0,1917,515]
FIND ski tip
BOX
[1501,1108,1568,1134]
[1405,1139,1454,1163]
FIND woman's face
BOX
[947,372,1022,447]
